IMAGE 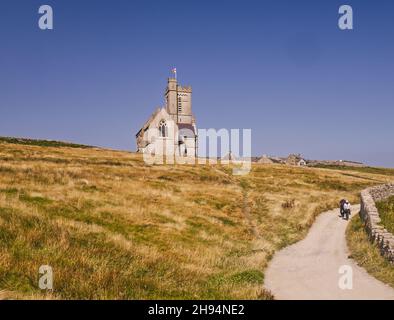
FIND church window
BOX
[158,120,168,137]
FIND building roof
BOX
[257,156,274,164]
[135,107,161,137]
[178,123,196,137]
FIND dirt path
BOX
[264,205,394,300]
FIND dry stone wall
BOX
[359,184,394,264]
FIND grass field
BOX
[0,138,393,299]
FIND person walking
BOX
[343,200,351,220]
[339,199,346,218]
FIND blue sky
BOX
[1,0,393,166]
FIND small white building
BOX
[297,159,307,167]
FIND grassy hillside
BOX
[0,139,393,299]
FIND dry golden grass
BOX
[0,140,393,299]
[347,215,394,287]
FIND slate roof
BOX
[178,123,196,137]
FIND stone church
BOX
[135,77,198,158]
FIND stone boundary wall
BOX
[359,184,394,264]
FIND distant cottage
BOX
[285,154,306,166]
[136,77,198,158]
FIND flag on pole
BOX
[172,67,177,79]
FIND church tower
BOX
[165,78,193,124]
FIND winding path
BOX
[264,205,394,300]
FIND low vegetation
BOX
[0,138,392,299]
[346,215,394,288]
[0,137,93,149]
[312,164,394,177]
[376,196,394,234]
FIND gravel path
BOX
[264,205,394,300]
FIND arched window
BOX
[158,120,168,137]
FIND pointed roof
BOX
[135,107,162,137]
